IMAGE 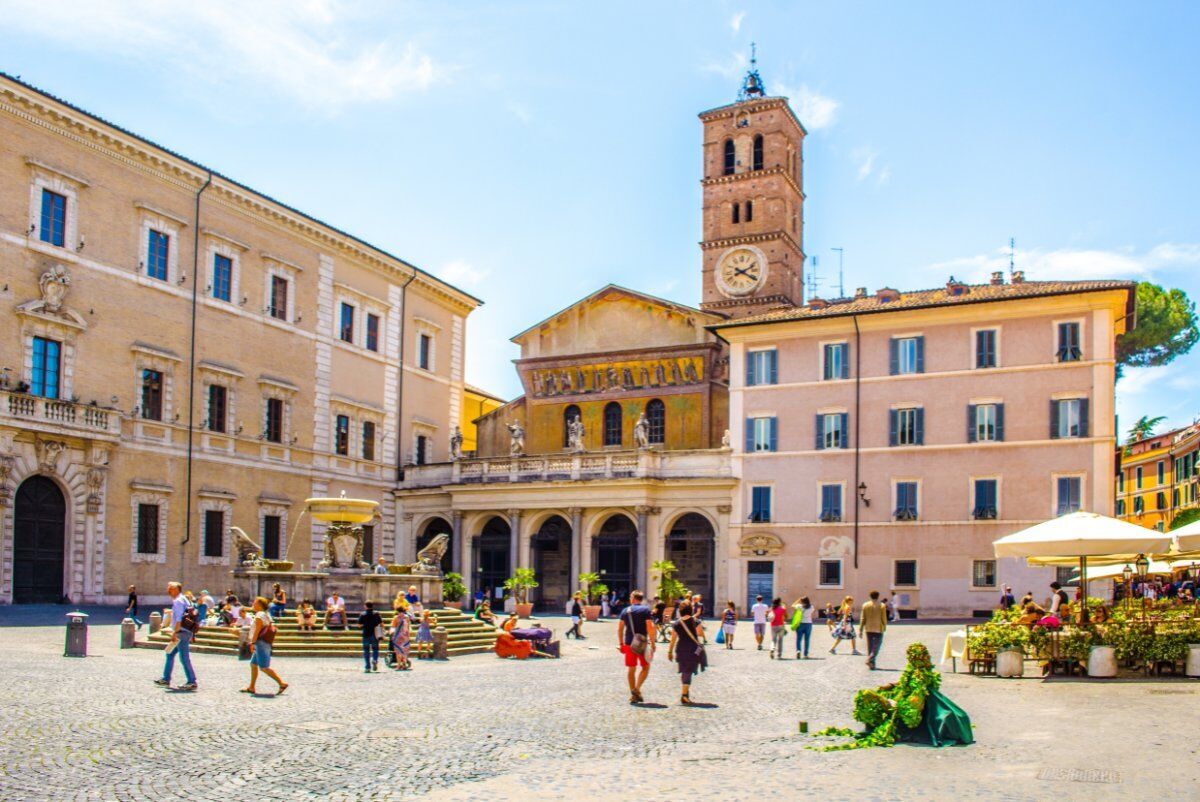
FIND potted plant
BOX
[651,560,688,618]
[504,567,538,618]
[442,572,466,610]
[578,572,605,621]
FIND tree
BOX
[1126,415,1167,444]
[1169,507,1200,531]
[1117,282,1199,372]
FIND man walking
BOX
[999,585,1016,610]
[859,591,887,670]
[617,590,655,704]
[154,581,197,691]
[359,602,383,673]
[125,585,144,629]
[750,595,769,650]
[566,592,585,640]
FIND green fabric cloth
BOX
[895,689,974,747]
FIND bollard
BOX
[120,618,137,649]
[432,626,449,660]
[64,611,89,657]
[798,721,808,734]
[237,627,251,660]
[149,611,162,634]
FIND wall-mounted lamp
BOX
[26,224,36,236]
[177,273,187,285]
[239,296,248,307]
[235,423,244,435]
[76,234,86,252]
[858,482,871,508]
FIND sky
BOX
[2,1,1198,437]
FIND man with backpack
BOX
[155,581,198,691]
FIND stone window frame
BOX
[891,477,922,521]
[27,160,87,251]
[258,376,298,444]
[258,502,290,560]
[970,559,998,590]
[413,317,441,373]
[197,361,242,435]
[330,396,385,461]
[129,484,170,564]
[892,558,920,590]
[1052,472,1086,517]
[333,283,389,354]
[410,419,438,466]
[134,203,187,285]
[203,230,248,306]
[197,492,235,566]
[969,474,1002,520]
[817,557,844,589]
[262,256,300,325]
[816,481,845,522]
[131,343,180,422]
[18,311,84,401]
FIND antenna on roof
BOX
[807,254,822,299]
[832,247,845,298]
[1009,237,1016,277]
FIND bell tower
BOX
[699,51,806,318]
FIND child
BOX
[416,610,434,659]
[390,606,412,670]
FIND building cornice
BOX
[701,165,804,198]
[701,230,803,254]
[698,96,807,136]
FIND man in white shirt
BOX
[324,592,346,630]
[750,595,770,651]
[154,581,197,691]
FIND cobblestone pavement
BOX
[0,610,1197,801]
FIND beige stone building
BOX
[0,73,479,604]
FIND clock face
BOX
[717,247,766,297]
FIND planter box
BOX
[1087,645,1117,678]
[583,604,601,622]
[441,600,463,610]
[515,602,534,619]
[996,647,1024,678]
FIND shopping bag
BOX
[715,627,725,644]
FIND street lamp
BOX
[1122,564,1133,613]
[1135,554,1150,620]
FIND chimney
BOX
[855,287,868,299]
[1011,270,1025,284]
[990,271,1005,285]
[808,297,828,310]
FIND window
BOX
[1056,476,1082,516]
[889,336,924,375]
[894,560,918,587]
[603,402,622,447]
[1116,499,1126,516]
[146,229,170,281]
[39,189,67,246]
[206,384,227,433]
[30,336,61,399]
[1156,491,1166,510]
[262,515,282,560]
[418,333,432,370]
[975,329,997,369]
[732,203,740,224]
[203,509,225,558]
[212,254,233,301]
[1157,461,1165,486]
[973,478,998,519]
[972,560,997,589]
[264,397,283,443]
[1056,322,1081,362]
[269,275,289,320]
[415,434,429,465]
[335,414,350,456]
[1051,398,1088,439]
[140,369,163,420]
[746,416,778,452]
[968,403,1003,443]
[745,200,753,222]
[1134,495,1144,515]
[823,342,849,380]
[646,399,665,444]
[339,303,355,343]
[889,407,924,446]
[820,484,843,522]
[746,349,778,386]
[1135,466,1143,489]
[819,559,842,587]
[752,134,764,171]
[750,486,771,523]
[722,138,735,175]
[362,420,376,461]
[563,404,581,448]
[366,313,380,352]
[816,412,848,450]
[136,503,159,555]
[894,481,919,521]
[361,524,375,564]
[1117,472,1125,492]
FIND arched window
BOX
[745,200,753,222]
[731,203,740,224]
[752,134,764,171]
[722,139,735,175]
[603,402,622,447]
[563,404,581,449]
[645,399,665,445]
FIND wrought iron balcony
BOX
[1,389,122,439]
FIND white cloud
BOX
[925,242,1200,284]
[0,0,435,111]
[702,51,748,80]
[876,167,892,187]
[854,147,877,181]
[437,259,490,288]
[771,81,839,131]
[730,12,746,33]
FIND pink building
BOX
[713,276,1134,617]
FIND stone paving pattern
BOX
[0,609,1197,800]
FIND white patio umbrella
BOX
[1070,560,1174,583]
[1168,519,1200,553]
[993,512,1173,616]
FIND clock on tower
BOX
[698,54,806,318]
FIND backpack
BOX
[179,603,200,634]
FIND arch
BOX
[563,404,581,449]
[664,512,715,613]
[416,516,453,575]
[592,512,637,603]
[13,475,67,603]
[722,138,735,175]
[474,515,511,604]
[731,202,740,224]
[531,514,572,611]
[752,134,764,171]
[645,399,665,445]
[603,401,622,447]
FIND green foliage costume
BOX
[813,643,973,750]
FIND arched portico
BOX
[664,511,716,614]
[415,515,453,575]
[530,514,572,611]
[592,512,638,603]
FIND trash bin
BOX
[65,611,89,657]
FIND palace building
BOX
[0,73,478,604]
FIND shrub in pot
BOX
[578,572,606,621]
[504,567,538,618]
[442,572,466,609]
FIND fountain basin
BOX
[304,496,379,524]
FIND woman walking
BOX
[829,596,861,655]
[566,592,585,639]
[791,596,815,659]
[667,602,708,705]
[768,597,787,659]
[721,600,738,649]
[241,597,287,696]
[390,604,412,670]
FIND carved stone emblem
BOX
[35,438,67,474]
[85,466,106,514]
[739,533,784,557]
[39,264,71,312]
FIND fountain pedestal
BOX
[232,569,327,607]
[360,571,444,609]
